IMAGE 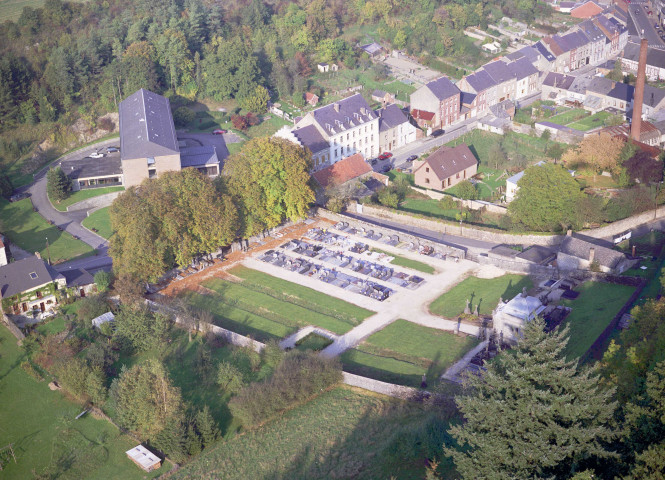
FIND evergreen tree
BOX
[446,318,618,479]
[46,166,71,203]
[195,405,220,447]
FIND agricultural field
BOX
[430,274,533,318]
[50,186,124,212]
[341,319,479,387]
[169,385,458,480]
[183,267,374,341]
[0,324,169,479]
[0,198,94,263]
[82,207,113,239]
[0,0,90,22]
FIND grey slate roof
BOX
[372,89,387,98]
[376,104,409,132]
[293,125,329,153]
[179,145,219,167]
[62,268,94,287]
[586,76,614,95]
[426,77,460,101]
[119,89,179,161]
[0,256,64,298]
[559,236,626,268]
[311,93,377,136]
[61,156,122,179]
[416,143,477,181]
[569,76,591,95]
[464,69,497,93]
[516,245,556,265]
[644,85,665,107]
[607,81,634,103]
[622,41,665,69]
[578,19,605,42]
[607,16,627,34]
[542,72,576,90]
[533,41,556,62]
[564,30,591,50]
[460,92,477,105]
[483,61,514,84]
[506,57,538,80]
[505,45,541,64]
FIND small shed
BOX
[92,311,115,330]
[304,92,319,107]
[317,63,329,73]
[126,445,161,472]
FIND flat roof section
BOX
[61,155,122,180]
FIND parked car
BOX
[212,129,227,135]
[9,192,30,202]
[89,152,104,158]
[378,152,393,160]
[431,129,445,137]
[106,146,119,153]
[370,158,378,165]
[381,165,391,173]
[406,154,418,162]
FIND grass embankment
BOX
[169,385,457,480]
[0,198,94,263]
[183,266,374,341]
[295,333,334,351]
[51,186,124,212]
[430,274,533,318]
[371,248,435,274]
[0,323,168,479]
[342,319,479,387]
[560,281,635,359]
[82,207,113,239]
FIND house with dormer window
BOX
[0,255,66,315]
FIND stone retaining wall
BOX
[409,187,508,214]
[2,314,25,342]
[478,254,557,275]
[342,372,435,401]
[580,206,665,239]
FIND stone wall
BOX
[2,314,25,342]
[478,254,557,275]
[580,206,665,240]
[410,186,508,214]
[70,191,123,212]
[342,372,445,402]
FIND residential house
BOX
[557,235,635,273]
[456,69,496,118]
[532,41,557,71]
[620,41,665,81]
[311,153,372,190]
[61,268,96,298]
[493,291,545,344]
[409,77,461,129]
[483,61,518,104]
[505,57,540,100]
[376,104,417,152]
[577,19,607,65]
[541,72,576,103]
[371,89,396,105]
[593,13,628,59]
[543,30,592,72]
[410,109,435,129]
[571,1,604,18]
[360,42,383,57]
[0,255,66,315]
[642,85,665,119]
[304,92,319,107]
[586,76,634,112]
[413,143,478,190]
[505,44,553,72]
[274,93,380,170]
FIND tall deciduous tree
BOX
[223,138,314,238]
[561,133,624,174]
[446,318,618,479]
[508,162,583,231]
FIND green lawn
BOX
[399,197,503,229]
[547,108,589,126]
[169,385,457,480]
[51,186,124,212]
[0,324,169,479]
[342,319,479,387]
[82,207,113,239]
[225,142,243,156]
[560,282,635,359]
[371,248,435,274]
[567,111,612,131]
[295,333,334,351]
[430,274,533,318]
[0,198,94,263]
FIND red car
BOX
[212,129,227,135]
[378,152,393,160]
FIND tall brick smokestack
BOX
[631,37,648,141]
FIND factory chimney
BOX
[631,37,648,141]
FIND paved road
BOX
[628,3,665,48]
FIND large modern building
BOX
[62,89,220,190]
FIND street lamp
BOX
[46,237,51,265]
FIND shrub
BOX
[378,189,400,208]
[228,351,342,427]
[76,295,109,327]
[21,360,44,381]
[173,107,195,127]
[439,195,458,210]
[231,114,249,130]
[94,270,113,293]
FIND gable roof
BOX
[0,255,64,298]
[311,153,372,189]
[571,1,603,18]
[460,92,477,106]
[293,125,329,154]
[578,18,605,42]
[533,41,556,62]
[462,69,497,93]
[372,89,388,98]
[62,268,95,287]
[483,61,514,84]
[414,143,477,180]
[411,109,435,121]
[179,145,219,168]
[506,57,539,80]
[559,236,626,268]
[542,72,576,90]
[425,77,460,101]
[644,85,665,108]
[622,41,665,69]
[304,92,319,103]
[119,89,179,161]
[311,94,377,136]
[377,104,409,131]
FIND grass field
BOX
[311,69,416,103]
[342,319,479,387]
[371,248,435,274]
[82,207,113,239]
[0,324,169,479]
[547,108,589,126]
[183,267,374,341]
[51,186,124,212]
[169,385,457,480]
[399,197,504,229]
[430,274,533,318]
[567,111,612,131]
[560,281,635,359]
[0,198,94,263]
[295,333,334,351]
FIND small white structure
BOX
[482,41,502,54]
[126,445,161,472]
[317,63,329,73]
[92,311,115,330]
[493,290,545,344]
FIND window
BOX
[36,290,42,298]
[147,157,155,165]
[29,272,38,279]
[425,178,430,184]
[148,168,157,179]
[456,172,460,179]
[425,167,430,173]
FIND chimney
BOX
[333,103,340,113]
[522,287,527,298]
[631,38,648,141]
[611,81,616,89]
[589,247,595,264]
[632,245,636,257]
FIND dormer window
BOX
[29,272,37,279]
[147,157,155,165]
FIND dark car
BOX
[370,158,378,165]
[106,146,119,153]
[381,165,391,173]
[9,192,30,202]
[406,154,418,162]
[431,129,445,137]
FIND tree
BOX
[240,85,270,114]
[195,405,220,447]
[217,361,245,393]
[113,306,171,353]
[0,174,13,198]
[223,138,314,238]
[623,150,663,184]
[46,166,71,203]
[455,180,478,200]
[540,128,551,141]
[508,163,583,231]
[173,106,195,127]
[378,188,400,208]
[446,318,618,479]
[94,270,113,293]
[202,36,261,101]
[547,143,565,163]
[561,133,624,174]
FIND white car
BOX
[89,152,104,158]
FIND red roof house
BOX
[311,153,372,189]
[304,92,319,107]
[571,1,603,18]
